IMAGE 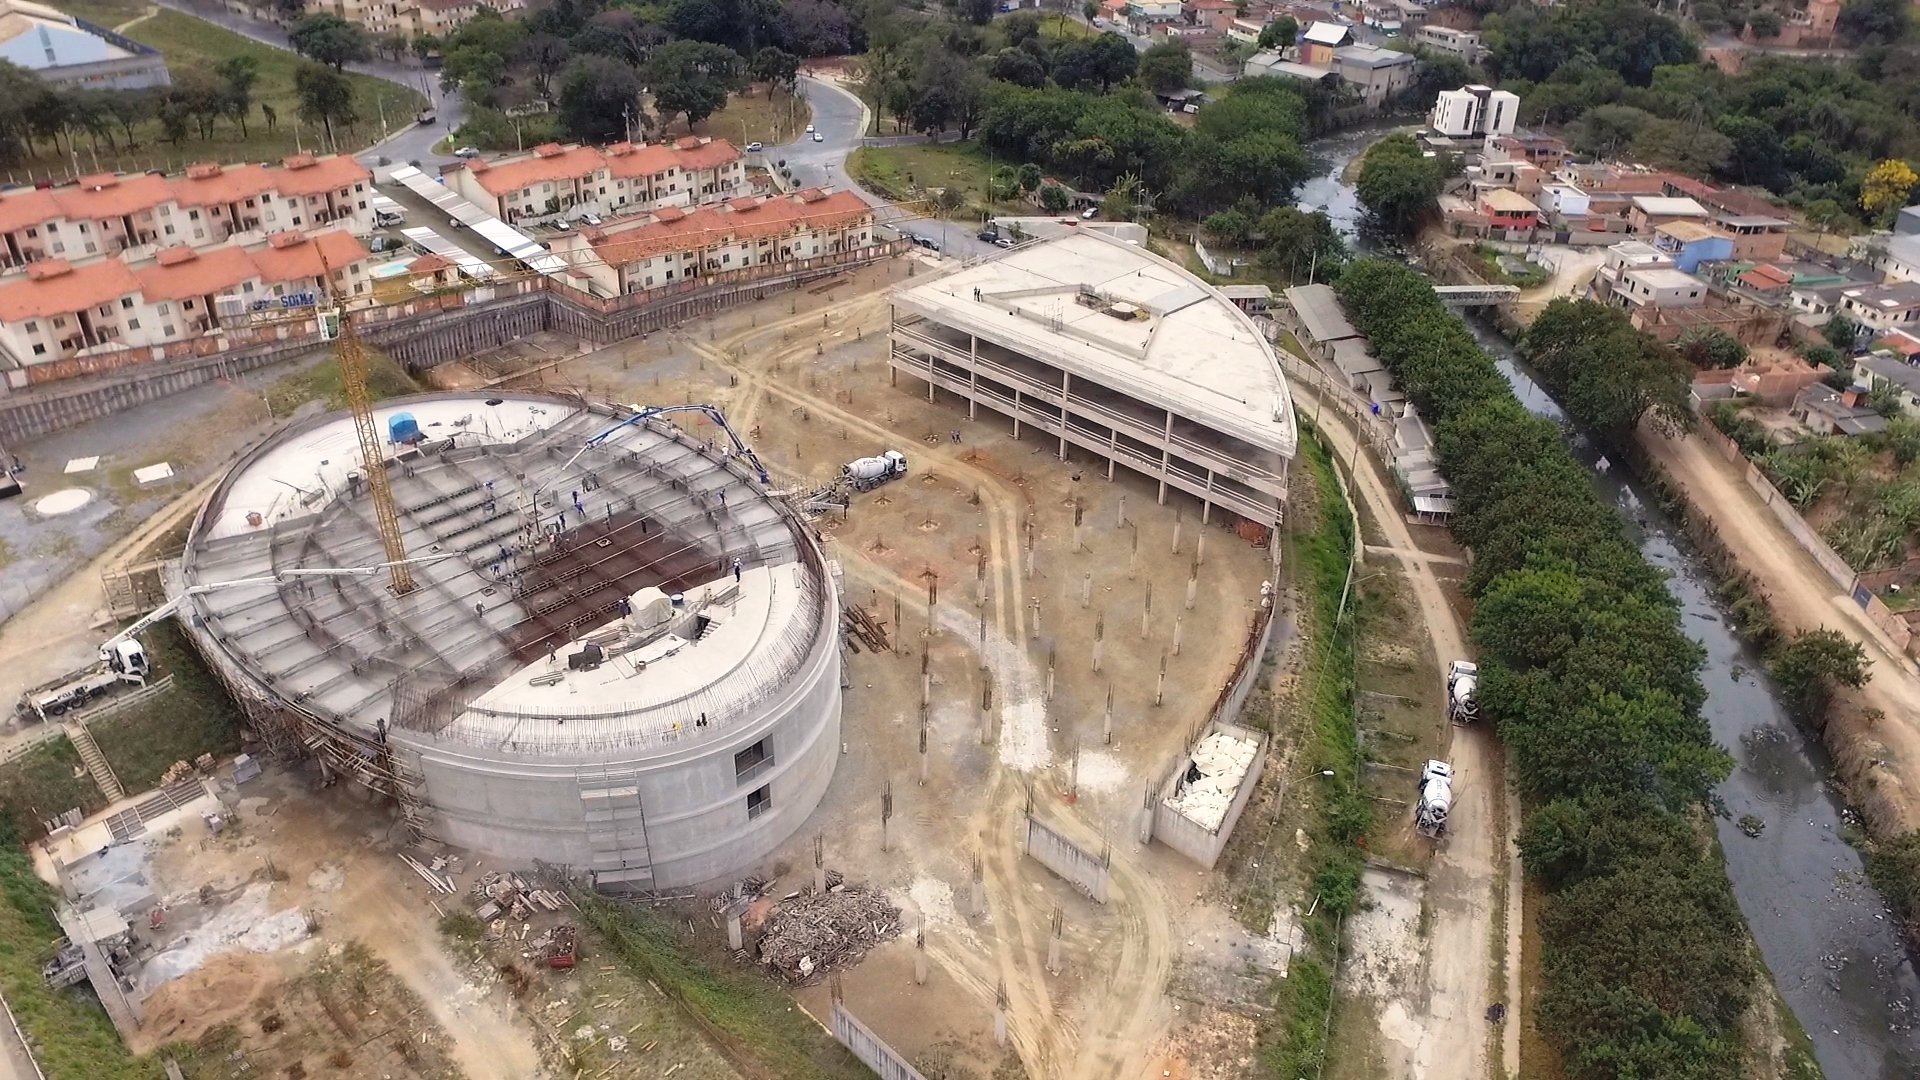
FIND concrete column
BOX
[1092,615,1104,673]
[1116,493,1127,528]
[972,855,986,915]
[1155,651,1167,707]
[1141,583,1153,640]
[1139,784,1155,845]
[726,910,743,951]
[1103,685,1113,745]
[1173,615,1184,657]
[1012,387,1022,439]
[1171,510,1183,555]
[1081,572,1092,608]
[914,927,928,986]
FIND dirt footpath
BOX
[1642,425,1920,833]
[1286,376,1510,1080]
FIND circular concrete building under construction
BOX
[177,392,841,890]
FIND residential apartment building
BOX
[1838,282,1920,334]
[546,188,875,298]
[444,139,748,224]
[1428,85,1519,140]
[1332,44,1415,107]
[0,229,373,369]
[1589,240,1674,304]
[0,154,374,271]
[1413,24,1482,61]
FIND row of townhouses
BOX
[0,229,373,368]
[548,188,876,298]
[441,138,749,224]
[0,154,376,271]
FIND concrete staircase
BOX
[65,722,124,803]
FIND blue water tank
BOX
[388,412,421,444]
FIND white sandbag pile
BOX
[1163,731,1259,831]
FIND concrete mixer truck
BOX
[1446,660,1479,724]
[841,450,908,492]
[1415,759,1453,839]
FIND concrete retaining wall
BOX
[1022,813,1110,903]
[0,246,906,447]
[830,1000,929,1080]
[1151,719,1271,869]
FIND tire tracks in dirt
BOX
[672,306,1180,1078]
[1286,378,1504,1080]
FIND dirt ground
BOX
[114,767,547,1079]
[501,257,1279,1080]
[1281,368,1512,1080]
[1641,425,1920,834]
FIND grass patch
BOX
[437,911,484,941]
[0,846,164,1079]
[1253,422,1368,1080]
[87,623,242,793]
[1463,243,1550,289]
[847,141,1008,221]
[574,890,869,1080]
[264,345,421,416]
[0,739,104,844]
[35,5,422,175]
[698,87,812,146]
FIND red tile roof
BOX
[273,153,371,198]
[408,253,451,273]
[246,229,370,284]
[171,162,277,208]
[0,187,60,234]
[0,258,141,321]
[464,145,606,196]
[50,173,175,220]
[602,142,682,179]
[133,244,259,302]
[675,138,742,171]
[584,190,872,265]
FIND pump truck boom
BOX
[17,555,454,722]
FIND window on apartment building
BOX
[188,210,199,220]
[23,227,35,237]
[665,269,674,280]
[84,242,96,255]
[260,194,271,203]
[50,243,63,254]
[127,319,140,330]
[745,785,771,820]
[291,217,303,226]
[192,230,204,240]
[164,225,175,236]
[23,322,35,333]
[31,344,43,356]
[76,223,87,233]
[45,223,57,233]
[163,325,175,337]
[157,303,170,314]
[97,305,110,316]
[120,297,133,309]
[52,317,65,328]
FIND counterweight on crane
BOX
[322,278,415,595]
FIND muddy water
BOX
[1300,132,1920,1078]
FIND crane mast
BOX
[331,298,416,595]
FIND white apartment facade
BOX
[547,188,876,298]
[444,139,749,224]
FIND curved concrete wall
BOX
[396,580,842,890]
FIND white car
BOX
[813,131,824,143]
[745,141,764,152]
[1080,207,1097,220]
[805,123,816,134]
[581,213,602,226]
[454,146,479,159]
[994,237,1014,248]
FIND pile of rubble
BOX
[473,871,574,922]
[755,883,901,985]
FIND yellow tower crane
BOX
[323,284,415,596]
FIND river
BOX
[1299,132,1920,1079]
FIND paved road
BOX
[152,0,464,173]
[784,76,1002,262]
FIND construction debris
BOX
[471,871,573,922]
[755,884,901,984]
[400,853,456,895]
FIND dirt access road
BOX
[1643,426,1920,832]
[1287,378,1510,1080]
[671,281,1185,1080]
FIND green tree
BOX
[1768,628,1870,724]
[1082,0,1098,22]
[749,46,800,93]
[1837,0,1909,45]
[1256,16,1297,50]
[214,55,259,138]
[1522,298,1693,440]
[1039,181,1069,212]
[1825,313,1861,351]
[961,0,995,25]
[293,62,356,148]
[1355,133,1444,235]
[1202,206,1256,246]
[1256,205,1344,282]
[991,48,1047,87]
[1016,161,1043,192]
[289,13,372,71]
[1138,40,1192,94]
[1676,327,1748,369]
[559,54,644,142]
[648,40,744,130]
